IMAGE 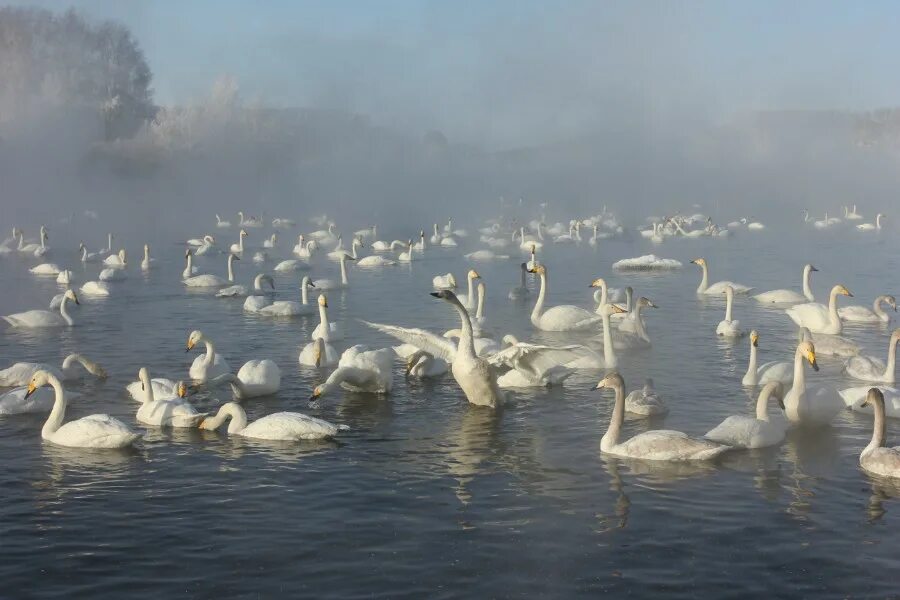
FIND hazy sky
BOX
[11,0,900,148]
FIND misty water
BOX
[1,221,898,598]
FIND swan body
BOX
[3,289,78,328]
[624,379,668,416]
[433,273,458,290]
[838,295,896,323]
[216,273,274,298]
[257,276,316,316]
[404,349,449,378]
[215,359,281,398]
[186,330,232,382]
[357,254,397,267]
[99,267,126,282]
[797,327,859,358]
[200,401,345,440]
[754,264,817,304]
[230,229,248,253]
[856,213,884,231]
[488,338,592,388]
[705,382,788,448]
[0,353,106,387]
[80,281,111,297]
[858,388,900,479]
[56,270,73,284]
[716,286,745,337]
[784,340,844,425]
[299,338,339,368]
[839,385,900,417]
[465,250,509,261]
[134,368,205,428]
[690,258,753,295]
[310,345,395,399]
[30,263,62,276]
[215,214,231,228]
[187,235,215,247]
[126,378,184,402]
[184,254,239,287]
[79,243,101,263]
[529,266,605,332]
[454,270,481,309]
[844,330,900,383]
[742,331,793,386]
[27,371,139,449]
[786,284,853,334]
[103,249,127,267]
[596,373,730,461]
[273,259,311,272]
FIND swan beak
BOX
[309,390,321,401]
[810,266,819,272]
[309,281,316,288]
[776,396,786,410]
[751,333,759,347]
[807,350,819,371]
[177,383,187,398]
[141,382,145,391]
[24,382,36,399]
[186,340,195,351]
[647,301,658,308]
[594,381,607,390]
[429,292,441,298]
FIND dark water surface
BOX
[1,222,898,598]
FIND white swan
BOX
[433,273,457,290]
[217,273,275,298]
[126,377,184,402]
[103,249,127,267]
[200,401,345,440]
[30,263,62,276]
[316,253,354,289]
[616,296,655,342]
[273,259,312,272]
[309,345,395,399]
[3,289,78,328]
[786,284,853,334]
[857,388,900,479]
[325,236,347,260]
[624,378,668,416]
[55,270,73,285]
[838,294,896,324]
[428,290,504,408]
[783,340,844,426]
[356,250,397,267]
[215,214,231,228]
[742,331,793,386]
[255,276,315,316]
[195,236,220,256]
[134,367,206,428]
[472,281,488,335]
[262,234,278,249]
[690,258,753,295]
[237,212,263,228]
[141,244,154,271]
[99,267,127,282]
[488,340,596,388]
[187,234,214,247]
[0,386,81,415]
[299,337,339,368]
[182,249,198,279]
[704,382,788,448]
[404,349,448,378]
[0,353,106,387]
[508,263,531,300]
[715,286,745,337]
[595,373,730,461]
[844,329,900,383]
[413,230,427,252]
[293,235,315,258]
[207,359,281,399]
[186,330,232,382]
[27,370,140,449]
[465,250,509,261]
[184,254,239,288]
[230,229,248,253]
[398,240,415,262]
[753,264,817,304]
[79,242,101,263]
[311,294,343,341]
[528,266,605,332]
[429,223,442,244]
[272,217,295,229]
[857,213,884,231]
[80,281,111,297]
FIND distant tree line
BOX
[0,6,154,139]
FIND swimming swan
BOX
[103,249,127,268]
[3,289,79,328]
[200,401,346,440]
[690,258,753,295]
[786,284,853,334]
[205,359,281,398]
[404,349,449,378]
[184,254,239,287]
[311,294,343,341]
[742,331,793,386]
[315,253,354,289]
[134,367,206,428]
[704,382,788,448]
[217,273,275,298]
[844,329,900,383]
[186,330,232,382]
[27,370,140,449]
[753,264,817,304]
[455,269,482,309]
[783,340,844,426]
[309,345,395,400]
[0,353,106,387]
[527,266,605,332]
[595,373,730,461]
[858,388,900,479]
[838,294,896,324]
[715,286,745,337]
[624,378,668,416]
[255,276,315,316]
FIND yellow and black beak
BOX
[807,350,819,372]
[25,382,37,399]
[751,333,759,347]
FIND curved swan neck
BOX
[745,340,758,382]
[755,383,778,420]
[874,296,889,319]
[697,263,709,293]
[301,279,310,304]
[601,381,626,451]
[41,374,67,439]
[59,295,73,326]
[866,398,886,455]
[724,288,734,322]
[465,276,475,305]
[886,334,899,378]
[318,301,329,333]
[475,283,486,319]
[792,345,806,394]
[531,271,547,324]
[601,310,616,367]
[447,295,476,359]
[203,339,216,367]
[81,245,88,261]
[802,266,814,301]
[208,403,249,434]
[339,256,349,285]
[828,287,841,322]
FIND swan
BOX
[4,289,79,328]
[413,230,427,252]
[126,377,185,402]
[55,270,73,286]
[857,213,884,231]
[17,227,45,254]
[405,349,449,378]
[528,265,604,332]
[753,264,817,304]
[215,214,231,228]
[704,382,788,448]
[134,368,206,428]
[311,294,343,341]
[273,259,312,272]
[840,385,900,418]
[0,353,106,387]
[141,244,154,271]
[315,253,354,289]
[716,286,745,337]
[838,294,896,324]
[690,258,753,295]
[440,235,458,247]
[508,263,530,300]
[442,329,500,357]
[187,234,215,247]
[433,273,457,290]
[99,267,127,282]
[103,249,127,267]
[742,331,793,386]
[200,401,346,440]
[845,204,863,220]
[309,345,395,400]
[595,373,730,461]
[783,340,844,426]
[29,263,62,276]
[786,284,853,334]
[186,330,232,382]
[398,240,415,262]
[465,249,509,261]
[357,249,397,267]
[255,250,269,263]
[184,254,239,288]
[255,276,316,316]
[0,385,82,415]
[293,235,316,258]
[26,370,140,449]
[230,229,248,253]
[488,339,602,388]
[610,298,656,349]
[325,236,347,259]
[217,273,275,298]
[196,236,221,256]
[844,329,900,383]
[309,223,337,242]
[857,388,900,479]
[262,234,278,249]
[79,243,101,263]
[591,278,621,314]
[80,281,111,297]
[372,238,405,253]
[428,290,504,408]
[206,359,281,399]
[237,211,263,228]
[299,337,339,368]
[472,281,488,334]
[272,217,296,229]
[798,326,859,358]
[32,226,50,257]
[624,378,668,416]
[182,249,199,279]
[430,224,442,244]
[597,303,629,365]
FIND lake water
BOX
[1,221,898,598]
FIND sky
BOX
[10,0,900,149]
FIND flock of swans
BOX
[0,205,898,487]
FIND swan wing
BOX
[0,362,60,387]
[488,343,591,376]
[52,414,139,448]
[242,412,342,440]
[360,321,457,362]
[786,302,830,328]
[614,430,729,461]
[538,305,603,331]
[3,310,62,327]
[705,416,785,449]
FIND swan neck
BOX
[874,297,887,319]
[317,303,329,334]
[449,297,476,358]
[745,341,758,382]
[301,280,310,304]
[828,288,840,323]
[792,345,806,396]
[601,382,625,451]
[41,375,67,439]
[466,276,474,306]
[204,340,216,368]
[340,257,349,285]
[531,271,547,324]
[227,256,235,282]
[602,311,616,367]
[802,266,814,301]
[475,284,485,319]
[697,263,709,293]
[724,290,734,322]
[59,295,73,325]
[866,399,886,454]
[886,336,898,378]
[140,371,155,404]
[755,384,775,420]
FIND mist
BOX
[3,2,900,241]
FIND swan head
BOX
[861,387,885,409]
[24,369,53,399]
[689,258,706,267]
[883,295,897,311]
[64,289,79,305]
[420,230,425,237]
[240,229,248,238]
[804,264,818,273]
[118,249,127,263]
[309,383,329,401]
[138,367,150,388]
[798,341,819,371]
[468,269,481,280]
[588,278,607,289]
[594,372,624,391]
[186,330,205,352]
[527,265,546,275]
[833,284,853,298]
[302,276,315,289]
[405,350,428,374]
[750,330,759,347]
[638,297,657,309]
[318,294,328,308]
